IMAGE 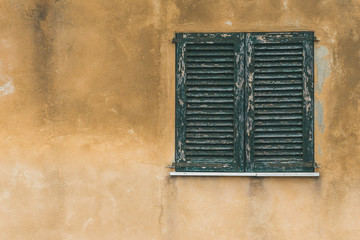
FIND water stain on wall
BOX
[314,46,331,134]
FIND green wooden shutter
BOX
[245,32,314,172]
[175,33,245,172]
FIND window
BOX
[174,32,314,172]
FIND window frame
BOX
[174,32,315,173]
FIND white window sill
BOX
[170,172,319,177]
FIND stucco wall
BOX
[0,0,359,239]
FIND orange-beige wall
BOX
[0,0,359,239]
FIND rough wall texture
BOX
[0,0,359,239]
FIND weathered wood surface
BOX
[245,32,314,172]
[175,33,243,172]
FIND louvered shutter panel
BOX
[175,33,245,172]
[245,32,314,172]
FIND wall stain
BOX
[315,46,331,94]
[28,1,56,126]
[247,178,269,239]
[315,99,325,133]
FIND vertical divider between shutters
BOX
[244,34,255,172]
[302,33,315,165]
[234,33,245,172]
[175,41,187,171]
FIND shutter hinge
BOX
[314,36,320,42]
[167,161,175,169]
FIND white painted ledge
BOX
[170,172,319,177]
